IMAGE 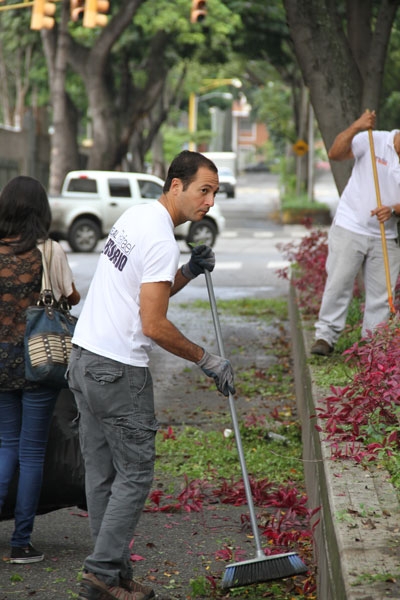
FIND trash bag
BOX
[1,389,86,520]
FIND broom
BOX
[204,270,308,589]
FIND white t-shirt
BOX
[334,130,400,237]
[72,201,180,366]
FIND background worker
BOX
[311,110,400,356]
[68,151,235,600]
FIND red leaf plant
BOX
[215,544,246,562]
[145,475,209,513]
[276,227,364,316]
[161,426,176,440]
[276,228,329,315]
[316,317,400,460]
[212,476,273,506]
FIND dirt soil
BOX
[0,301,302,600]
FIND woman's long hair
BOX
[0,175,51,253]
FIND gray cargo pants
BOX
[315,224,400,345]
[68,345,159,586]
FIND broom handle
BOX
[368,128,396,314]
[205,270,265,558]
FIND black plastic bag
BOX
[1,389,86,520]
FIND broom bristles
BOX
[221,551,308,589]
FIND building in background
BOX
[231,96,269,171]
[200,94,269,172]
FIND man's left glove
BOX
[181,244,215,280]
[197,349,235,397]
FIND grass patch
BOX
[156,423,304,486]
[180,297,288,323]
[281,195,329,211]
[307,295,363,389]
[154,297,314,599]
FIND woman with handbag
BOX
[0,175,80,564]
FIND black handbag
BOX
[24,240,77,388]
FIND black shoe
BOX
[311,339,333,356]
[9,543,44,564]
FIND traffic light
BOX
[30,0,56,30]
[83,0,109,28]
[190,0,207,23]
[70,0,85,22]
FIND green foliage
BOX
[181,297,288,323]
[250,75,296,151]
[380,19,400,129]
[189,575,211,595]
[156,423,304,486]
[0,7,48,119]
[134,0,242,58]
[281,194,330,211]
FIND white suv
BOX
[49,171,225,252]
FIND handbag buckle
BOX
[39,289,55,307]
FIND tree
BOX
[283,0,400,193]
[0,9,46,129]
[40,0,240,191]
[224,0,310,191]
[41,1,81,195]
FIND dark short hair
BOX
[163,150,218,192]
[0,175,51,253]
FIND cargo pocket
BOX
[84,363,124,385]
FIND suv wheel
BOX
[68,218,101,252]
[186,219,217,248]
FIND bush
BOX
[277,228,400,484]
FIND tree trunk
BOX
[283,0,400,194]
[42,0,80,194]
[67,0,147,171]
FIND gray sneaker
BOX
[311,339,333,356]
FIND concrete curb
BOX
[289,285,400,600]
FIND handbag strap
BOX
[37,239,53,294]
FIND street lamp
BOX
[188,78,242,151]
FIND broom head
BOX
[221,551,308,589]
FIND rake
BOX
[204,270,308,589]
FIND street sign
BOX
[293,139,309,156]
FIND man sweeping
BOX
[311,110,400,356]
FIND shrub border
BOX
[289,284,400,599]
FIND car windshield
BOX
[218,168,233,176]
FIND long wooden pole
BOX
[368,129,396,314]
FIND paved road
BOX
[67,170,338,309]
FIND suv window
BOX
[138,179,163,199]
[68,178,97,193]
[108,178,131,198]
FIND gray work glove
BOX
[181,245,215,280]
[197,349,235,397]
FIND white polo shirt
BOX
[72,201,180,366]
[334,130,400,238]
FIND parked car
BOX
[244,161,271,173]
[49,170,225,252]
[217,166,237,198]
[245,158,281,173]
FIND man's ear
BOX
[170,177,183,195]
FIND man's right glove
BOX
[181,245,215,280]
[197,349,235,397]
